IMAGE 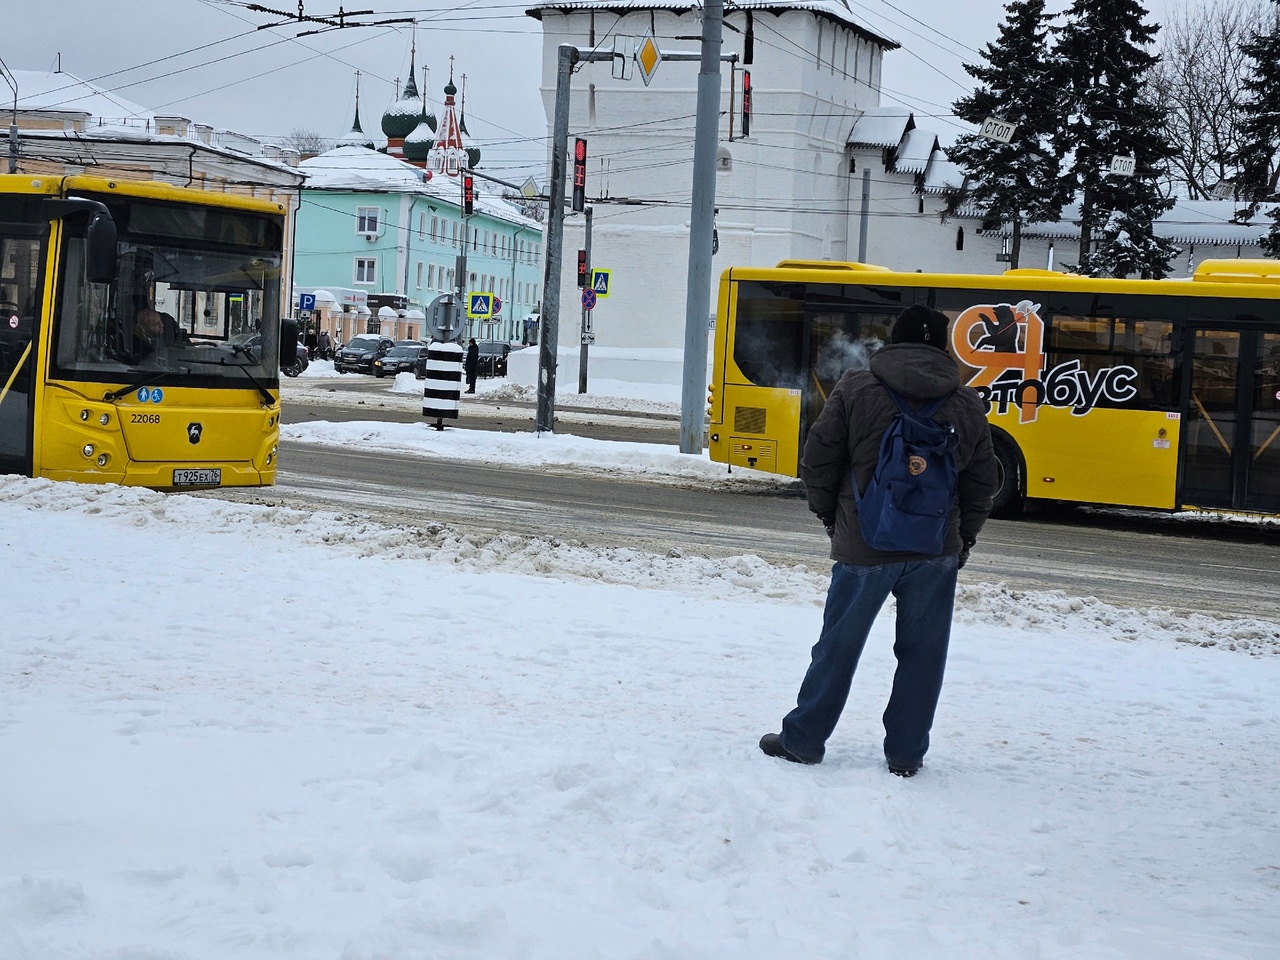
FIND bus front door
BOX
[1181,326,1280,513]
[0,236,42,477]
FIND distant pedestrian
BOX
[318,330,332,360]
[464,338,479,393]
[760,305,998,777]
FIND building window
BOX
[452,221,458,247]
[418,213,426,240]
[356,207,379,234]
[431,215,439,242]
[956,227,965,251]
[416,262,424,288]
[428,264,436,289]
[355,258,376,284]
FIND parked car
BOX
[374,341,428,378]
[334,334,395,374]
[283,342,309,377]
[476,340,510,378]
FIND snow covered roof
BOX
[893,127,938,176]
[299,146,542,229]
[13,69,153,129]
[847,107,914,148]
[525,0,898,46]
[921,158,964,196]
[1002,199,1268,247]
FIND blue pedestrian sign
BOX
[582,288,597,311]
[591,269,611,298]
[298,292,316,312]
[467,293,494,319]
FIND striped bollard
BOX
[422,340,465,431]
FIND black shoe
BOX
[759,733,819,765]
[888,764,920,778]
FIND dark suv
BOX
[334,334,395,374]
[476,340,510,378]
[373,341,428,377]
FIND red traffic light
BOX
[463,175,475,216]
[572,138,587,213]
[741,71,751,138]
[577,249,588,287]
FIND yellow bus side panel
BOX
[999,407,1180,509]
[708,383,802,476]
[38,383,279,488]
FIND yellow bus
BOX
[707,260,1280,516]
[0,174,295,489]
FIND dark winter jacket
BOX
[800,342,998,565]
[465,342,480,376]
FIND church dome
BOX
[403,118,435,162]
[382,96,423,140]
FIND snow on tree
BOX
[1054,0,1179,278]
[1235,0,1280,256]
[944,0,1070,269]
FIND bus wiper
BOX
[189,358,275,406]
[229,342,259,363]
[104,370,171,402]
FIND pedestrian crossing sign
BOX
[591,269,611,298]
[468,292,494,319]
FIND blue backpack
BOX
[852,382,959,555]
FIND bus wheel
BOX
[991,434,1024,518]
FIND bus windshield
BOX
[51,197,283,388]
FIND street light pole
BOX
[537,43,579,433]
[678,0,724,454]
[578,206,592,393]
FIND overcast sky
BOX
[9,0,1190,177]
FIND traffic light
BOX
[463,174,474,216]
[577,249,588,288]
[572,137,587,212]
[741,71,751,138]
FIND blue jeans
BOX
[780,556,959,768]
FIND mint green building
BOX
[294,145,544,344]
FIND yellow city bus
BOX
[707,260,1280,515]
[0,174,295,489]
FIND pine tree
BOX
[944,0,1069,269]
[1235,1,1280,256]
[1054,0,1179,278]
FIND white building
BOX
[527,0,897,359]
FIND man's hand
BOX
[821,517,835,539]
[958,537,976,569]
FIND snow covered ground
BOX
[2,368,1279,959]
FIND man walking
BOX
[464,337,480,393]
[760,305,997,776]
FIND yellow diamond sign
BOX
[636,31,662,86]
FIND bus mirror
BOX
[279,318,299,371]
[85,212,118,284]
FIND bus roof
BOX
[0,173,287,218]
[724,259,1280,301]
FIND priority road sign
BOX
[468,292,494,319]
[591,269,611,297]
[582,288,597,311]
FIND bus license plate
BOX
[173,468,221,487]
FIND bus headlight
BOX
[99,413,110,426]
[711,433,720,443]
[80,409,90,421]
[96,453,109,467]
[82,443,95,458]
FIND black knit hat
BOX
[890,304,950,351]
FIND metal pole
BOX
[578,207,592,393]
[678,0,724,455]
[537,44,578,433]
[857,168,871,262]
